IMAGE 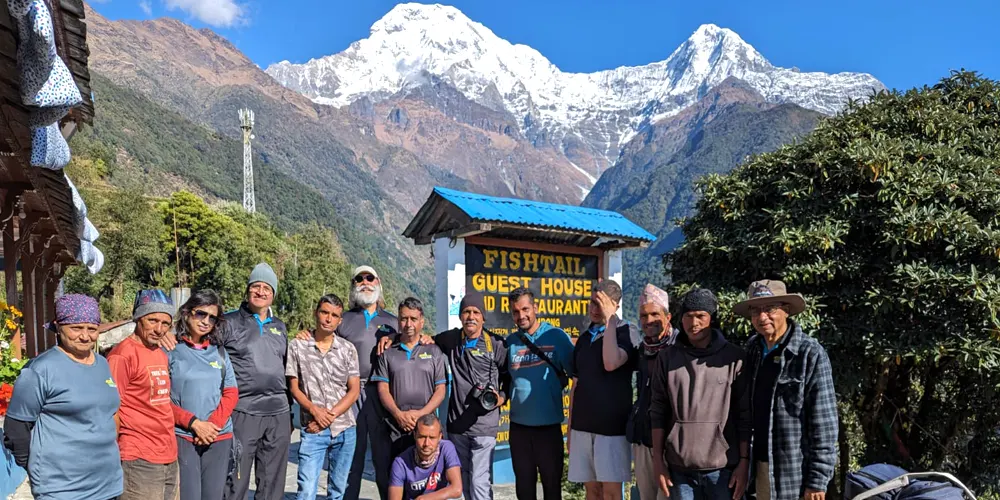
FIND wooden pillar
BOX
[0,190,19,308]
[20,237,36,358]
[16,214,40,357]
[34,258,46,351]
[40,248,57,351]
[35,248,47,352]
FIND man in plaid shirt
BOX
[733,280,838,500]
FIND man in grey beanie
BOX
[431,290,510,500]
[216,262,290,500]
[220,262,290,500]
[159,264,291,500]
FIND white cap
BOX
[352,265,379,279]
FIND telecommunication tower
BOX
[239,108,256,214]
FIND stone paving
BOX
[11,430,528,500]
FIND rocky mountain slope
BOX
[82,1,882,317]
[84,4,590,207]
[267,3,883,182]
[81,5,436,301]
[583,78,823,309]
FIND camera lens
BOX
[480,390,499,411]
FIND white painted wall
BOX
[434,237,466,332]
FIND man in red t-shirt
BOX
[108,289,178,500]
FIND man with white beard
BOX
[305,266,399,500]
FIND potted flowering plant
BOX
[0,303,25,417]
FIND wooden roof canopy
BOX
[0,0,95,266]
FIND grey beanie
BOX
[132,289,175,321]
[248,262,278,294]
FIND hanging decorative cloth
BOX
[63,174,105,274]
[8,0,83,126]
[77,240,104,274]
[81,217,98,243]
[64,174,87,235]
[29,122,70,169]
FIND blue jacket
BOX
[506,322,575,427]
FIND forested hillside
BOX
[64,74,432,326]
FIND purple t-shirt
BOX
[390,440,461,500]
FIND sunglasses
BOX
[354,274,377,284]
[192,310,220,325]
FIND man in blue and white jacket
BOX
[505,287,575,500]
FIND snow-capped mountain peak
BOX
[372,3,472,35]
[265,4,884,174]
[676,24,772,74]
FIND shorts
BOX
[567,429,632,483]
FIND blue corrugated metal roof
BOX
[433,187,655,242]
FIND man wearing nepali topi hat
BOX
[734,280,837,500]
[628,284,677,500]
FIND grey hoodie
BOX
[649,329,751,471]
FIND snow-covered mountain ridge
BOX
[265,3,884,174]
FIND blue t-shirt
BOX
[506,322,575,426]
[7,347,123,500]
[390,440,461,500]
[167,340,238,438]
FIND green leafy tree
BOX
[159,191,270,308]
[62,136,359,331]
[63,157,168,319]
[275,225,352,331]
[667,71,1000,494]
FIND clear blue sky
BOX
[91,0,997,91]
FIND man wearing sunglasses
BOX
[338,266,400,500]
[733,280,837,500]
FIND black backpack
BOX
[845,464,973,500]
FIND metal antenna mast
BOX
[239,108,256,214]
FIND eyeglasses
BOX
[749,304,785,317]
[192,310,220,325]
[354,274,377,284]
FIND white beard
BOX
[349,283,382,310]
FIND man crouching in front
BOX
[388,414,463,500]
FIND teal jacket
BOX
[506,322,575,426]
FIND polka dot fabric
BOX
[9,0,83,125]
[8,0,106,274]
[30,122,70,169]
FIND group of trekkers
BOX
[0,261,839,500]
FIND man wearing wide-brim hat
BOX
[734,280,837,500]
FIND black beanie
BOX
[459,291,486,315]
[679,288,719,316]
